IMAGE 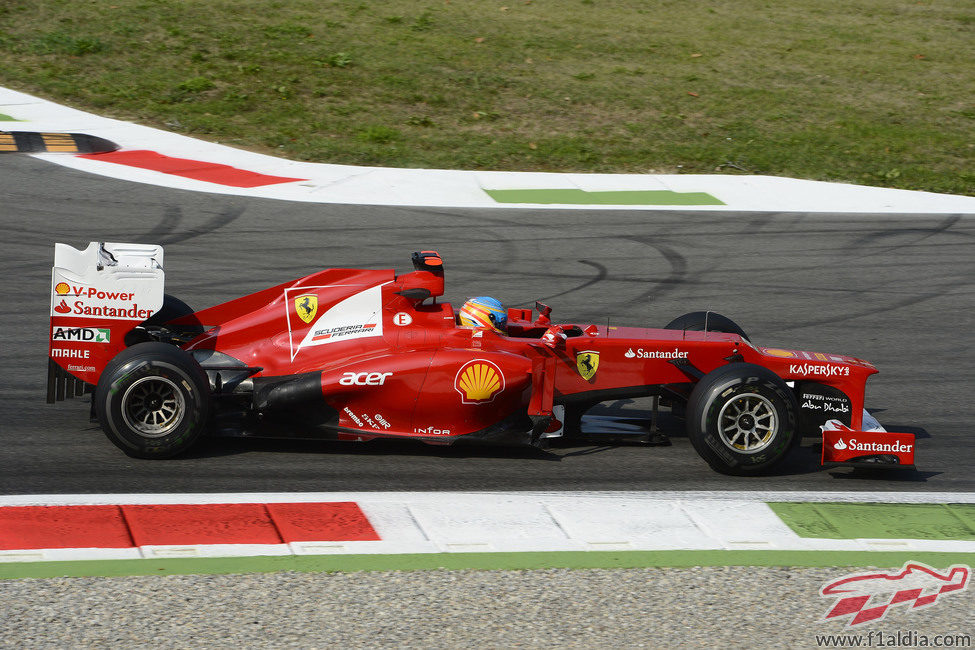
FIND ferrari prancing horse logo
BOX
[295,294,318,324]
[576,350,599,381]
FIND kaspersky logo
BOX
[51,326,111,343]
[454,359,504,404]
[820,562,969,626]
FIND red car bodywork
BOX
[48,245,915,470]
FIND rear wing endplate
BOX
[47,242,165,402]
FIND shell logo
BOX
[54,282,70,295]
[763,348,797,358]
[454,359,505,404]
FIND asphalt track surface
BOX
[2,155,973,495]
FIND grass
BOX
[0,0,972,195]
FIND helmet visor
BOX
[488,311,507,331]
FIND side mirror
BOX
[540,325,567,350]
[534,301,552,326]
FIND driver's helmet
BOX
[459,296,506,333]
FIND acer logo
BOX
[339,372,392,386]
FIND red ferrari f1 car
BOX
[47,243,916,475]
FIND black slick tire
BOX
[95,342,209,459]
[143,294,194,326]
[686,363,798,475]
[664,311,749,341]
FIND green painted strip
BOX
[0,113,18,121]
[3,550,974,580]
[769,503,975,540]
[484,188,725,206]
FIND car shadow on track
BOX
[184,436,564,462]
[174,407,937,480]
[183,401,681,462]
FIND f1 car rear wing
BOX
[47,242,164,402]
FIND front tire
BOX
[95,342,210,459]
[686,363,798,475]
[664,311,749,341]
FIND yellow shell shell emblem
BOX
[455,360,505,404]
[294,294,318,324]
[576,350,599,381]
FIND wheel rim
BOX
[717,392,777,453]
[121,376,185,438]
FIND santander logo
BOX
[834,438,913,454]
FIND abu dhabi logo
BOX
[820,561,969,626]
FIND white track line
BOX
[3,491,974,507]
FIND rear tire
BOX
[143,294,194,326]
[664,311,749,341]
[686,363,798,475]
[95,342,209,459]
